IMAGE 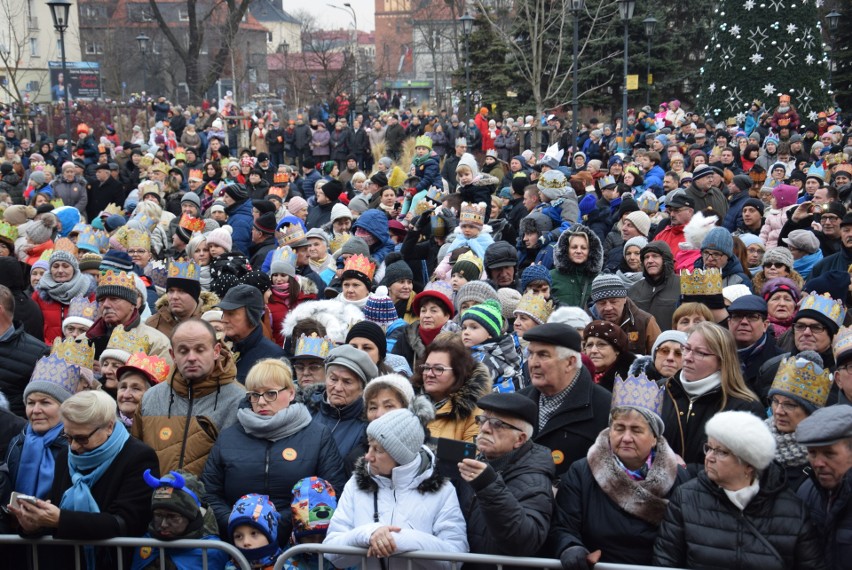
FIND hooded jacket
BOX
[807,244,852,282]
[427,362,492,442]
[628,241,681,332]
[133,347,246,476]
[224,197,254,256]
[352,209,394,263]
[470,334,524,393]
[549,225,604,309]
[145,291,220,339]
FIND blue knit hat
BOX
[462,299,504,340]
[228,494,282,563]
[521,264,552,292]
[701,227,734,258]
[290,477,338,538]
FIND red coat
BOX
[654,223,685,263]
[267,289,316,347]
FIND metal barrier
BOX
[0,534,252,570]
[274,543,684,570]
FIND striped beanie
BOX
[462,299,503,340]
[362,286,398,329]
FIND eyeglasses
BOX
[419,364,450,376]
[703,443,732,459]
[475,415,522,431]
[655,346,683,358]
[821,215,840,222]
[246,388,289,403]
[837,363,852,375]
[127,249,148,256]
[62,425,104,446]
[729,313,764,324]
[702,251,726,260]
[293,363,323,374]
[763,262,788,269]
[793,322,827,334]
[584,341,613,352]
[683,346,716,359]
[770,397,801,413]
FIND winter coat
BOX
[132,348,246,476]
[723,191,751,233]
[310,128,331,157]
[4,423,66,501]
[807,245,852,282]
[305,201,334,230]
[653,465,826,570]
[426,362,492,443]
[549,225,604,309]
[131,528,227,570]
[588,297,662,355]
[413,154,441,193]
[230,324,286,383]
[661,373,765,467]
[305,384,367,460]
[0,321,49,416]
[249,234,277,271]
[352,209,394,263]
[797,470,852,570]
[470,334,524,393]
[32,280,97,347]
[145,291,219,340]
[384,123,407,155]
[458,441,556,569]
[519,367,612,476]
[0,173,23,204]
[628,246,680,332]
[51,176,88,214]
[459,174,500,223]
[87,177,125,222]
[760,205,796,248]
[224,198,253,256]
[653,223,686,259]
[324,449,469,570]
[644,165,666,191]
[201,412,347,541]
[552,430,689,565]
[683,183,729,217]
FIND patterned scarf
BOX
[765,417,809,467]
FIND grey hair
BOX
[516,418,534,439]
[555,346,582,370]
[61,390,116,427]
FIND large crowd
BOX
[0,91,849,570]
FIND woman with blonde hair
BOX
[660,322,763,467]
[671,302,713,333]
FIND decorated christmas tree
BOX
[697,0,832,122]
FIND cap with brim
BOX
[524,323,581,352]
[795,405,852,446]
[727,294,768,315]
[477,392,538,427]
[667,194,695,210]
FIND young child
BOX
[281,477,342,570]
[520,264,553,298]
[403,136,441,215]
[450,252,483,293]
[460,299,523,393]
[456,152,498,222]
[227,494,282,570]
[434,202,494,279]
[760,183,799,248]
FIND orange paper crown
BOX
[121,352,170,385]
[274,172,290,184]
[342,253,376,281]
[188,169,203,181]
[179,213,206,233]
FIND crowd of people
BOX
[0,91,849,570]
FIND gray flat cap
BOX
[796,405,852,447]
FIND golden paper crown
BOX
[342,254,376,281]
[150,163,170,175]
[679,268,723,296]
[77,228,105,253]
[513,291,554,324]
[188,169,203,181]
[278,223,307,247]
[770,356,832,409]
[43,164,55,175]
[120,227,151,251]
[168,260,200,281]
[456,250,484,274]
[121,352,170,384]
[50,198,65,209]
[611,372,665,417]
[179,213,205,233]
[103,203,123,217]
[53,237,78,256]
[30,160,45,171]
[459,201,486,226]
[834,326,852,362]
[139,155,154,168]
[329,232,351,254]
[38,248,54,262]
[105,325,153,356]
[98,269,136,290]
[0,221,19,242]
[50,337,95,371]
[799,291,847,329]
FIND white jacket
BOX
[324,447,468,569]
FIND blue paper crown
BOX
[77,228,105,254]
[271,246,297,267]
[168,260,200,282]
[799,291,847,329]
[145,260,169,290]
[294,333,333,359]
[611,373,665,417]
[30,354,79,393]
[131,213,158,233]
[67,296,98,321]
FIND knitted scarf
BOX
[37,271,93,305]
[419,323,443,346]
[765,417,809,467]
[768,315,793,338]
[237,403,313,442]
[17,423,64,498]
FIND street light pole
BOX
[459,13,474,120]
[827,10,841,95]
[328,3,358,122]
[618,0,635,153]
[47,0,72,138]
[571,1,584,153]
[136,34,150,131]
[642,15,657,107]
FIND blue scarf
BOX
[17,423,64,497]
[793,250,823,279]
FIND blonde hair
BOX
[351,172,367,185]
[456,164,472,175]
[245,358,294,392]
[688,322,759,408]
[61,390,116,426]
[672,302,713,329]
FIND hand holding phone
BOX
[9,492,38,507]
[435,438,478,463]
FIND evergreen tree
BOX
[697,0,831,121]
[829,6,852,111]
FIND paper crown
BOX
[105,325,153,357]
[600,175,617,189]
[118,227,151,251]
[459,201,486,226]
[98,269,136,290]
[139,155,154,168]
[50,198,65,209]
[131,213,159,233]
[38,248,54,262]
[43,164,56,175]
[122,352,171,384]
[67,296,98,322]
[179,213,206,233]
[103,203,123,217]
[271,246,297,267]
[834,326,852,361]
[513,290,554,324]
[456,250,484,273]
[278,223,307,247]
[77,228,107,253]
[168,260,200,281]
[329,232,351,254]
[145,260,169,290]
[807,165,826,181]
[680,268,723,296]
[770,356,832,408]
[150,163,170,175]
[273,172,289,184]
[611,372,665,417]
[825,153,845,167]
[30,160,45,171]
[188,169,203,181]
[425,186,445,204]
[51,337,95,371]
[799,291,847,328]
[0,221,18,242]
[637,192,659,212]
[70,223,90,235]
[53,237,78,256]
[294,333,334,359]
[342,254,376,281]
[414,135,433,149]
[30,354,79,390]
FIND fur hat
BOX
[705,411,776,470]
[683,212,719,249]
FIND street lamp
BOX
[459,12,474,119]
[618,0,635,153]
[571,0,585,153]
[328,2,358,122]
[281,41,289,107]
[642,15,657,106]
[827,10,841,93]
[136,34,150,130]
[47,0,72,138]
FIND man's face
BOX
[807,440,852,491]
[62,167,75,182]
[167,287,196,319]
[663,175,679,192]
[100,296,134,327]
[642,252,664,277]
[835,173,851,187]
[595,297,627,323]
[527,341,576,396]
[475,411,526,460]
[490,265,515,287]
[522,231,539,249]
[95,169,109,183]
[701,249,728,270]
[720,150,735,164]
[821,212,841,237]
[695,176,714,191]
[222,307,255,342]
[609,163,623,177]
[794,317,832,353]
[729,312,768,347]
[523,191,539,212]
[171,322,220,383]
[842,224,852,248]
[741,206,762,228]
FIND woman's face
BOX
[100,357,123,389]
[25,392,62,434]
[623,171,635,186]
[30,267,45,288]
[325,364,364,407]
[192,241,211,265]
[348,337,381,365]
[421,350,456,401]
[682,332,721,381]
[117,374,149,417]
[746,245,764,267]
[419,300,449,331]
[624,245,642,271]
[770,393,808,434]
[388,279,412,302]
[584,337,618,372]
[50,261,74,283]
[513,313,538,336]
[568,235,589,265]
[692,155,706,167]
[315,187,329,206]
[250,382,295,416]
[654,341,683,378]
[333,217,352,234]
[365,439,397,476]
[208,165,218,177]
[704,436,752,490]
[381,188,396,207]
[767,291,796,322]
[33,194,48,207]
[365,388,405,422]
[63,418,113,454]
[0,242,10,256]
[675,313,706,333]
[762,262,790,279]
[609,410,657,470]
[342,278,369,301]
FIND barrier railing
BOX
[0,534,252,570]
[274,543,684,570]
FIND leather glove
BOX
[560,546,591,570]
[416,210,434,231]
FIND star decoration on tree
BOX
[820,79,826,89]
[801,27,816,49]
[805,54,815,65]
[726,88,744,111]
[720,46,736,68]
[808,111,818,121]
[768,0,786,10]
[786,23,797,34]
[815,0,824,6]
[729,24,741,36]
[736,112,747,123]
[744,0,756,9]
[749,27,769,50]
[775,42,795,67]
[762,83,776,96]
[709,83,716,93]
[750,53,765,64]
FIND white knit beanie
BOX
[363,373,415,409]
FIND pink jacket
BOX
[759,205,794,248]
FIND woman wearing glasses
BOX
[8,391,159,570]
[654,411,824,569]
[202,358,347,540]
[629,330,688,385]
[751,247,803,299]
[660,322,763,468]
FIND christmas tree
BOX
[697,0,832,122]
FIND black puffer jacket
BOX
[654,465,827,570]
[0,321,49,416]
[458,441,556,569]
[0,256,45,340]
[797,470,852,570]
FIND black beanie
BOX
[166,277,201,302]
[346,320,387,360]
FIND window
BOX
[29,38,37,57]
[267,31,273,42]
[178,8,190,21]
[84,42,104,55]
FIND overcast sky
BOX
[286,0,376,31]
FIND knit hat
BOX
[497,288,521,322]
[521,264,552,292]
[624,211,651,237]
[363,373,415,409]
[455,280,498,312]
[229,493,282,556]
[206,225,233,252]
[253,212,277,235]
[287,196,308,216]
[548,306,592,329]
[584,320,628,352]
[370,171,389,187]
[462,299,503,340]
[223,183,249,202]
[49,249,79,272]
[590,274,628,302]
[97,270,138,305]
[701,227,734,258]
[3,204,35,226]
[26,213,57,245]
[772,184,799,209]
[145,469,204,522]
[761,247,794,271]
[742,198,765,216]
[623,236,649,256]
[333,236,370,260]
[761,277,801,304]
[366,408,425,465]
[24,354,78,404]
[739,233,765,250]
[732,174,752,192]
[100,250,134,273]
[692,164,714,181]
[359,289,398,338]
[325,344,378,385]
[381,260,413,288]
[705,411,776,470]
[269,258,295,278]
[651,330,687,359]
[289,478,336,539]
[452,260,481,283]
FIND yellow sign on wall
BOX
[627,75,639,90]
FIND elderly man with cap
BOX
[683,164,728,216]
[218,283,285,383]
[146,261,219,339]
[249,211,278,269]
[796,405,852,569]
[653,192,695,257]
[808,211,852,282]
[455,392,556,562]
[728,295,783,393]
[519,323,611,475]
[588,274,660,355]
[783,229,823,279]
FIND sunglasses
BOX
[763,262,787,269]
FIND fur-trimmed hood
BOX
[281,298,364,344]
[154,289,220,313]
[431,362,492,421]
[751,268,804,295]
[472,173,500,187]
[586,428,680,524]
[553,224,603,274]
[353,447,445,494]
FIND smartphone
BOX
[9,492,38,507]
[435,438,478,463]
